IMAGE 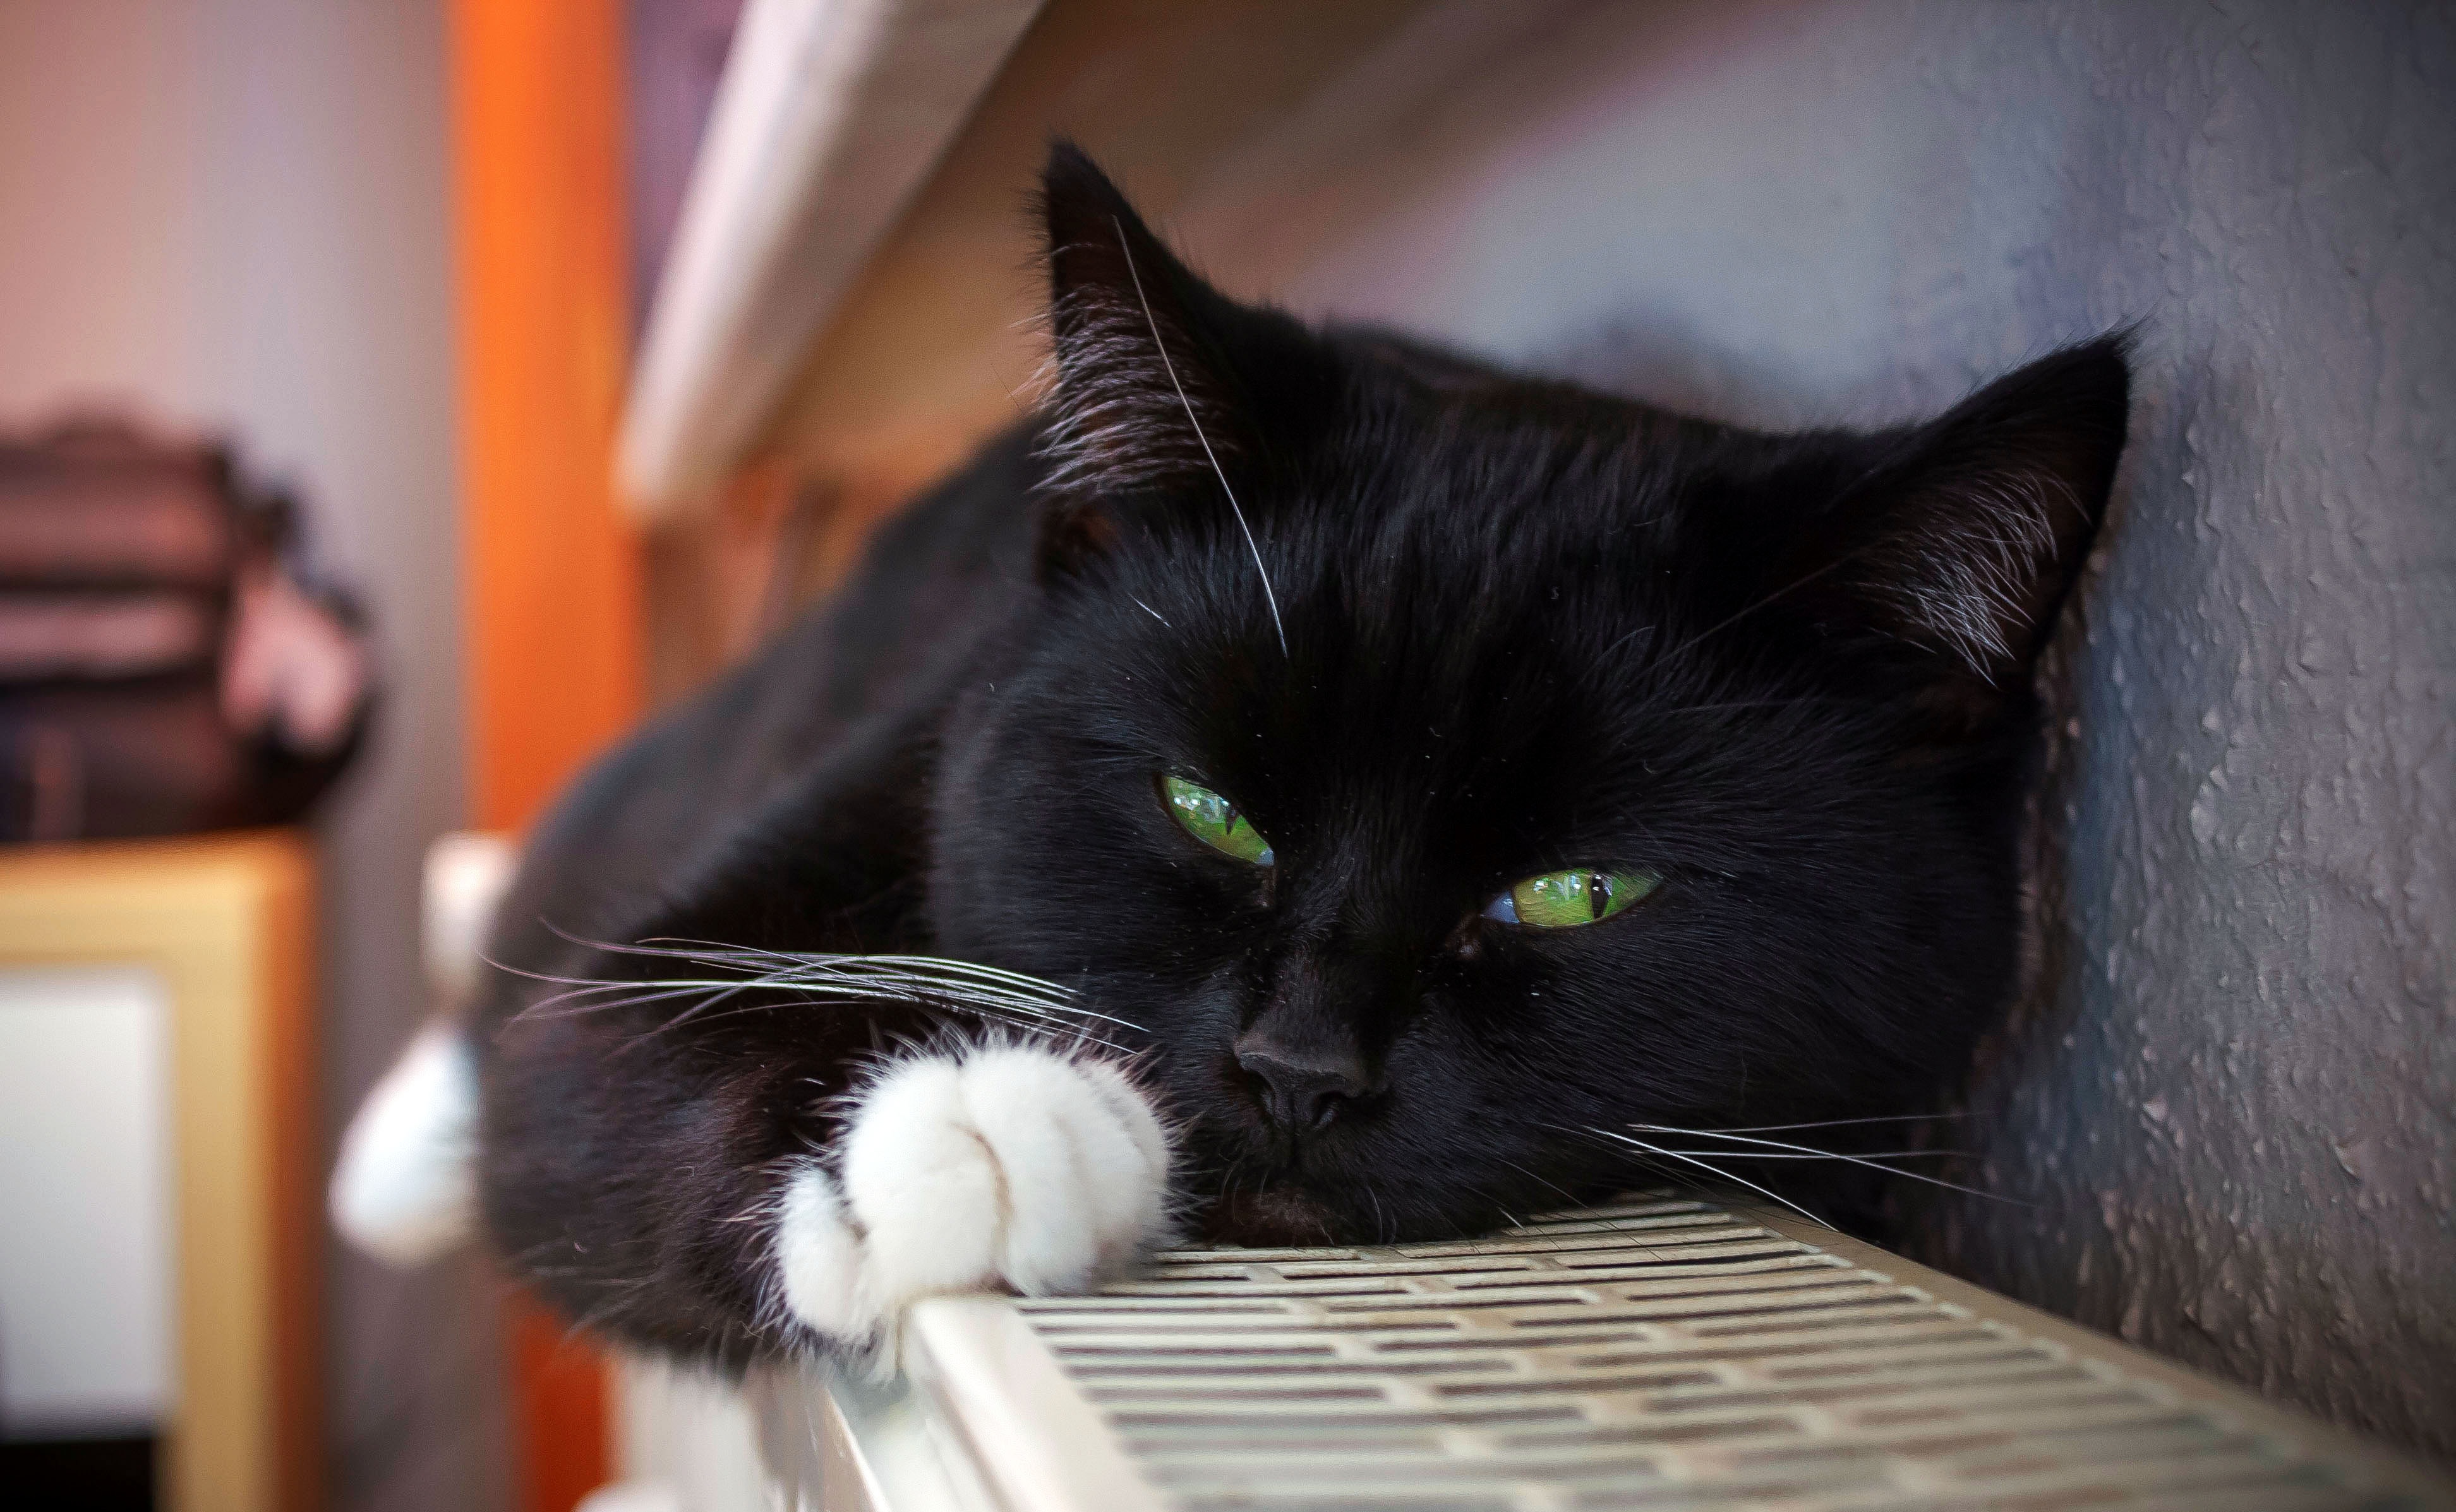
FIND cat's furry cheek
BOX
[833,1045,1173,1328]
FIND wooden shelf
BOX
[618,0,1047,515]
[615,0,1447,528]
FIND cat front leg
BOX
[772,1043,1173,1356]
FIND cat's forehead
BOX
[1339,381,1719,553]
[1124,511,1759,800]
[1303,427,1695,623]
[1078,386,1822,813]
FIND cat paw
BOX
[773,1045,1171,1352]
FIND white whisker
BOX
[533,927,1134,1023]
[1632,1123,2016,1204]
[1635,1149,1968,1161]
[501,931,1141,1052]
[1683,1112,1970,1134]
[1575,1125,1827,1227]
[1112,215,1286,657]
[517,981,740,1021]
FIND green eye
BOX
[1485,868,1658,928]
[1162,775,1275,865]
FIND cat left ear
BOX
[1033,145,1264,522]
[1781,335,2132,692]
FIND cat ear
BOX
[1035,141,1246,508]
[1780,336,2131,693]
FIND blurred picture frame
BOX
[0,831,318,1512]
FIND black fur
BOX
[474,143,2129,1366]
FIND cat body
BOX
[338,147,2129,1370]
[467,426,1176,1362]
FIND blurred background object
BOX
[0,964,174,1506]
[0,833,318,1512]
[0,2,474,1509]
[0,418,373,843]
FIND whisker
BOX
[512,971,1049,1014]
[1112,215,1286,657]
[502,965,1135,1055]
[484,956,768,1023]
[1634,1149,1970,1161]
[649,942,1069,990]
[625,977,766,1040]
[522,980,1090,1039]
[703,951,1093,1009]
[1486,1154,1594,1226]
[1632,1124,2019,1205]
[1687,1112,1971,1135]
[521,926,1144,1032]
[513,981,742,1024]
[620,999,1115,1057]
[1574,1125,1827,1227]
[1484,1155,1691,1257]
[608,935,1080,997]
[1599,623,1656,663]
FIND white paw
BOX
[330,1022,479,1267]
[772,1046,1171,1352]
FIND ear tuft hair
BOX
[1033,142,1238,498]
[1790,335,2133,689]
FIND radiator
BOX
[743,1195,2453,1512]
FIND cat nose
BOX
[1234,1038,1373,1131]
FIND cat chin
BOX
[771,1043,1174,1364]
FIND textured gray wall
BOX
[1177,0,2455,1457]
[0,3,499,1506]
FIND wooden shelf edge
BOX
[617,0,1045,517]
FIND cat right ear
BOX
[1768,335,2132,702]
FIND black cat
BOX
[335,144,2128,1369]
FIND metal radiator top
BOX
[754,1195,2454,1512]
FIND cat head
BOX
[919,145,2129,1244]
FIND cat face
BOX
[924,147,2128,1245]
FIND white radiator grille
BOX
[1012,1197,2436,1512]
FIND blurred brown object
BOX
[0,418,373,843]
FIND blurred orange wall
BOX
[455,0,643,834]
[450,1,637,1508]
